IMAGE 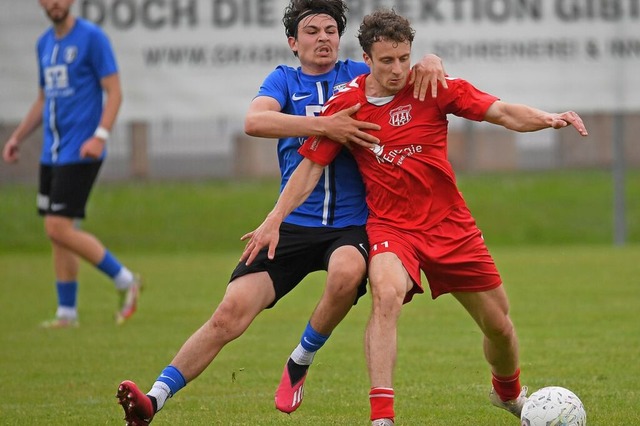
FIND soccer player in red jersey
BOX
[115,2,448,424]
[241,8,588,426]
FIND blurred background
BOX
[1,0,639,242]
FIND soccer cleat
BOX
[39,316,79,329]
[372,419,395,426]
[116,275,142,325]
[489,385,528,419]
[117,380,155,426]
[275,361,308,413]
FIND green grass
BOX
[1,169,639,424]
[0,179,280,254]
[1,169,639,254]
[0,248,639,424]
[458,170,640,245]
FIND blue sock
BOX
[300,322,330,352]
[96,250,122,278]
[56,280,78,308]
[157,365,187,396]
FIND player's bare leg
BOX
[40,242,80,328]
[365,253,412,425]
[312,246,367,333]
[275,246,366,413]
[453,287,527,418]
[118,272,275,422]
[454,287,519,376]
[45,215,141,325]
[172,273,275,379]
[45,215,106,264]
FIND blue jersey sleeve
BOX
[256,66,289,109]
[36,32,49,89]
[89,27,118,79]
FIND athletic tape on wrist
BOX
[94,126,110,140]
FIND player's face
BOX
[289,13,340,74]
[364,39,412,97]
[40,0,74,24]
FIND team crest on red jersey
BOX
[389,105,412,127]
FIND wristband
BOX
[94,126,110,141]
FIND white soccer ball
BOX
[520,386,586,426]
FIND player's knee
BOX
[370,279,405,309]
[484,316,516,342]
[207,299,249,341]
[328,261,364,283]
[325,270,365,301]
[327,253,366,287]
[43,216,71,244]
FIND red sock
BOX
[492,368,522,402]
[369,387,395,421]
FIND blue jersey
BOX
[257,59,370,228]
[37,18,118,165]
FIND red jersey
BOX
[299,74,499,231]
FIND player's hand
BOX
[551,111,589,136]
[322,103,381,149]
[79,137,105,159]
[2,138,20,163]
[240,215,281,266]
[410,54,448,100]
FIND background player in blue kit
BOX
[116,1,446,423]
[2,0,140,328]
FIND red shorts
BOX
[367,206,502,303]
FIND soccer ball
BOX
[520,386,586,426]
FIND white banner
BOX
[1,0,639,122]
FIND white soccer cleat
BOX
[39,316,79,329]
[116,274,142,325]
[371,419,394,426]
[489,385,528,419]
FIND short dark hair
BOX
[357,8,415,57]
[282,0,348,39]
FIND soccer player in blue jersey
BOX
[116,1,446,423]
[2,0,140,328]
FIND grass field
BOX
[1,170,639,425]
[2,169,639,254]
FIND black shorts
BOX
[37,162,102,219]
[230,222,369,308]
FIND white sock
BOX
[114,267,134,290]
[56,306,77,320]
[148,382,171,412]
[291,343,316,366]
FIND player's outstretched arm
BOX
[240,158,324,265]
[484,101,589,136]
[409,53,448,101]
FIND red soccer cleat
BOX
[274,361,308,413]
[116,380,155,426]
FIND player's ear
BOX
[288,37,298,55]
[363,52,372,67]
